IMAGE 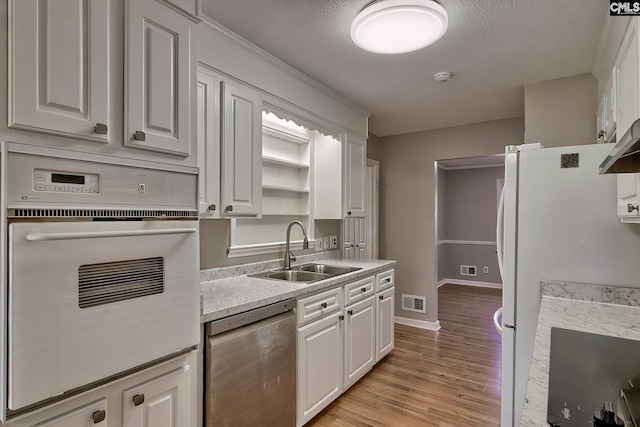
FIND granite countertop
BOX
[200,258,396,323]
[520,282,640,426]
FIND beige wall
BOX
[524,73,597,147]
[367,133,382,161]
[199,219,341,269]
[378,117,525,323]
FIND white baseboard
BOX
[437,278,503,289]
[394,316,441,331]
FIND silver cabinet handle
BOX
[133,394,145,406]
[208,204,216,211]
[92,410,106,424]
[25,227,197,242]
[133,130,146,141]
[94,123,108,134]
[226,205,233,212]
[320,302,328,309]
[628,203,639,214]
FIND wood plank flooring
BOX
[306,284,502,427]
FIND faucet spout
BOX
[284,220,309,269]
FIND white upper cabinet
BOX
[343,135,366,217]
[617,174,640,222]
[197,67,221,217]
[615,18,639,140]
[604,70,617,141]
[221,80,262,216]
[125,0,195,157]
[8,0,110,143]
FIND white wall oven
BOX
[1,143,200,419]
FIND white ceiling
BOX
[200,0,606,138]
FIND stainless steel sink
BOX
[265,270,329,282]
[249,263,361,283]
[294,263,361,276]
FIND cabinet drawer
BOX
[344,276,375,306]
[297,287,342,326]
[376,270,394,292]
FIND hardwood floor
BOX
[306,283,502,427]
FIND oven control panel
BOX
[33,169,100,194]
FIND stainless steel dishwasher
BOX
[205,298,297,427]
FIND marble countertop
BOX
[520,286,640,426]
[200,258,396,323]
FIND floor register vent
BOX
[402,294,426,313]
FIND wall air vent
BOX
[402,294,426,313]
[460,265,477,276]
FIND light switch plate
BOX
[323,236,330,250]
[329,235,338,249]
[316,238,324,251]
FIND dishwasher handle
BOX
[206,298,296,336]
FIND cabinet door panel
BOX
[221,81,262,216]
[615,19,639,140]
[9,0,109,142]
[32,399,107,427]
[354,217,367,259]
[126,0,193,157]
[297,312,343,426]
[343,217,354,258]
[344,296,375,389]
[122,366,191,427]
[617,174,640,218]
[344,136,366,217]
[196,69,221,217]
[376,287,395,361]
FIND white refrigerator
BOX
[494,143,640,426]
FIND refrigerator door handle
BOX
[496,186,506,283]
[493,307,503,335]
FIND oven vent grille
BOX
[10,209,197,219]
[78,257,165,308]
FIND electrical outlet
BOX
[316,238,324,251]
[329,235,338,249]
[323,236,330,250]
[483,266,489,274]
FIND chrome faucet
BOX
[284,220,309,269]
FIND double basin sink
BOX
[249,263,361,283]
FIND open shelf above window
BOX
[262,155,309,169]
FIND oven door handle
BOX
[24,227,198,242]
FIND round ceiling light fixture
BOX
[351,0,448,54]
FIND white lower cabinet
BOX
[122,366,191,427]
[297,312,343,426]
[376,287,395,361]
[343,296,375,390]
[31,399,107,427]
[6,352,196,427]
[296,269,395,426]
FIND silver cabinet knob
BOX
[348,309,353,316]
[92,410,106,424]
[133,131,146,141]
[94,123,108,134]
[226,205,233,212]
[361,287,366,293]
[347,211,352,215]
[320,302,328,309]
[133,394,145,406]
[339,315,344,321]
[208,204,216,211]
[379,295,384,300]
[628,203,639,214]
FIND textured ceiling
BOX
[200,0,606,137]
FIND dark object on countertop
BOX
[593,402,624,427]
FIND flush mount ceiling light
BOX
[351,0,448,54]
